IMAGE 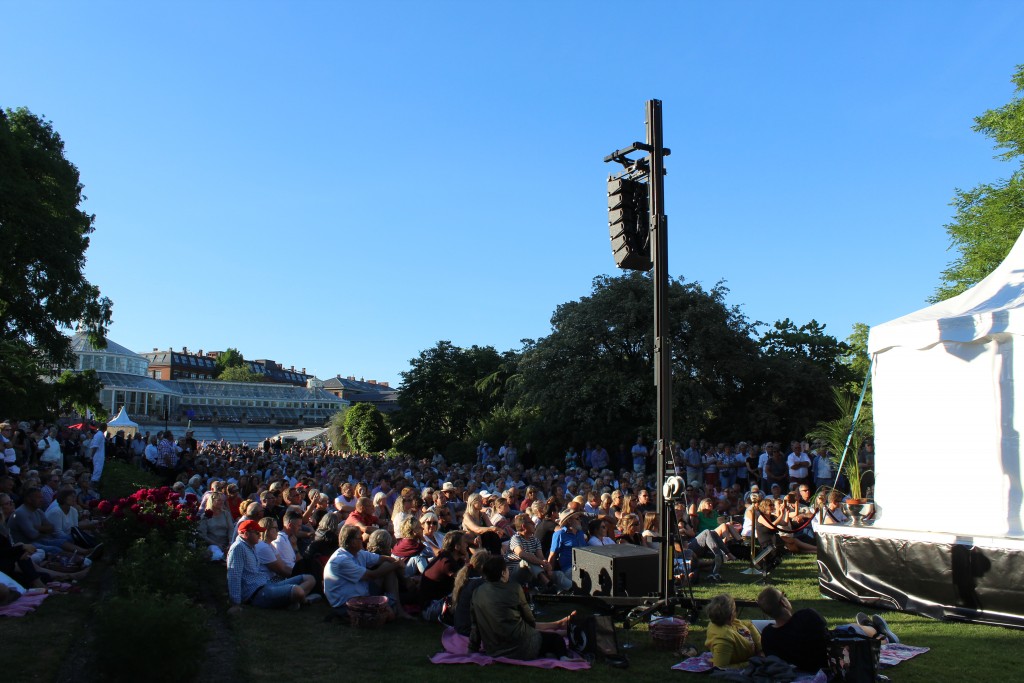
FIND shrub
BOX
[94,485,201,554]
[115,529,205,597]
[96,593,210,682]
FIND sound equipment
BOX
[572,545,659,597]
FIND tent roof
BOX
[108,406,139,428]
[869,232,1024,354]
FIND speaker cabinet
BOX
[572,544,659,597]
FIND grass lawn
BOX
[230,552,1024,682]
[3,460,1022,681]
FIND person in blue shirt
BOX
[546,509,586,592]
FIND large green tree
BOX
[933,65,1024,301]
[217,365,259,383]
[513,273,763,453]
[343,402,392,453]
[748,318,854,439]
[392,341,509,456]
[214,347,244,378]
[0,107,112,417]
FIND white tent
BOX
[107,406,139,435]
[868,233,1024,539]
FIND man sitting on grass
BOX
[323,524,411,621]
[226,519,316,614]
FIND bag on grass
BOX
[568,613,619,659]
[827,630,881,683]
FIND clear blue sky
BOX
[3,2,1022,386]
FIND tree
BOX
[513,273,763,454]
[214,348,244,378]
[343,402,391,453]
[391,341,509,456]
[217,365,259,383]
[0,107,112,417]
[933,65,1024,301]
[326,406,350,451]
[751,318,854,439]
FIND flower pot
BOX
[843,499,874,526]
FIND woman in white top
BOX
[420,511,446,555]
[255,517,290,579]
[587,518,615,546]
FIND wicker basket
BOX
[649,616,690,650]
[345,595,389,628]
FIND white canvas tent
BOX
[868,233,1024,539]
[107,406,139,436]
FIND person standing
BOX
[88,423,107,489]
[631,437,649,475]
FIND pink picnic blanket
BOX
[0,591,49,617]
[672,643,929,674]
[430,627,590,670]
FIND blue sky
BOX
[3,2,1022,386]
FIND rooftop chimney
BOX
[381,381,390,388]
[182,346,189,354]
[301,368,306,374]
[347,376,355,381]
[368,379,377,385]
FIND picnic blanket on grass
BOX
[430,627,590,670]
[672,643,929,675]
[0,591,49,617]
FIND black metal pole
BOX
[647,99,674,602]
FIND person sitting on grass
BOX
[226,519,316,614]
[344,496,381,543]
[468,555,575,660]
[705,593,762,668]
[452,550,490,635]
[505,513,554,590]
[323,524,411,621]
[9,488,93,557]
[756,586,899,672]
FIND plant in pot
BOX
[808,388,873,523]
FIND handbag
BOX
[827,630,881,683]
[568,612,620,659]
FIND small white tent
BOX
[107,406,139,436]
[868,233,1024,539]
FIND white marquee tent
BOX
[868,233,1024,539]
[107,406,139,436]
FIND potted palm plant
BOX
[808,388,873,524]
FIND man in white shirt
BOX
[37,428,64,467]
[272,509,301,574]
[88,423,107,487]
[786,441,812,486]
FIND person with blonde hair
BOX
[199,492,234,561]
[704,593,762,668]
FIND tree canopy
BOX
[343,402,392,453]
[217,365,260,383]
[214,348,244,378]
[933,65,1024,302]
[391,341,507,456]
[0,107,112,417]
[392,273,849,463]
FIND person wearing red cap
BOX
[226,519,315,614]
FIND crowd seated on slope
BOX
[0,419,870,623]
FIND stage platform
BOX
[817,523,1024,629]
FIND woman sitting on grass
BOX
[468,555,574,660]
[704,593,762,668]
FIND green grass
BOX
[100,458,162,499]
[3,470,1022,681]
[227,552,1024,682]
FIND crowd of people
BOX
[0,419,877,669]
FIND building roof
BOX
[71,331,145,359]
